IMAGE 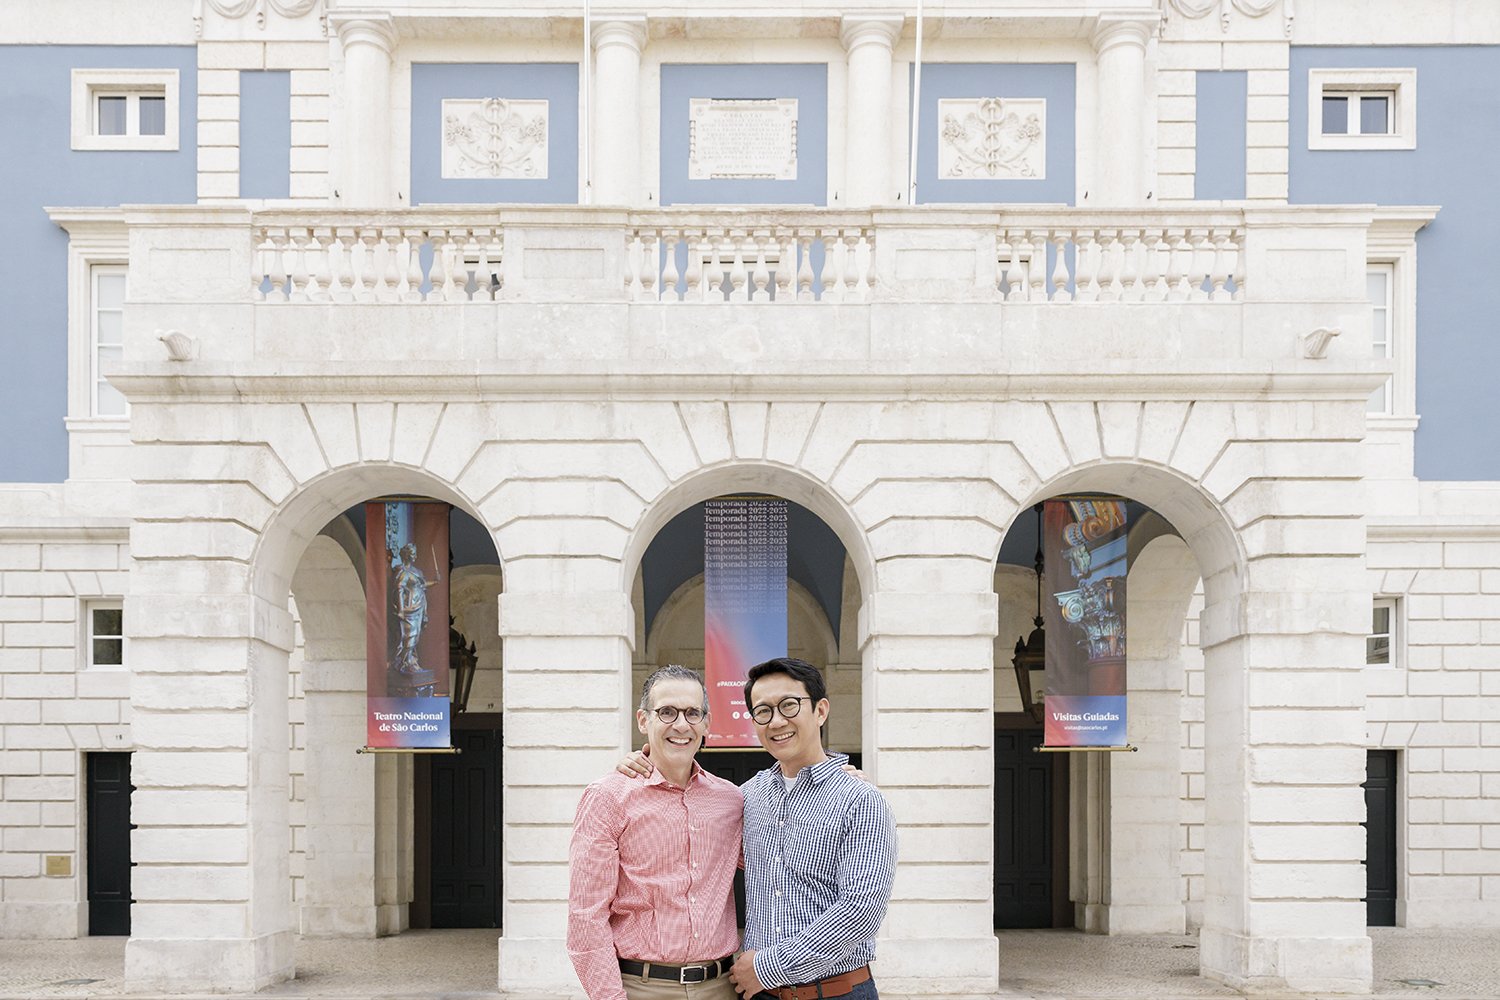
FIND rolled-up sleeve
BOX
[567,784,628,1000]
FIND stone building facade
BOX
[1,0,1498,996]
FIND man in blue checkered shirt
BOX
[728,658,897,1000]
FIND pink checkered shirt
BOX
[567,763,744,1000]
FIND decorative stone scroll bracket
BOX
[1300,326,1340,360]
[193,0,326,37]
[1165,0,1293,37]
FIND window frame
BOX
[1366,262,1394,416]
[1365,207,1436,429]
[1307,68,1416,151]
[84,599,126,671]
[71,68,179,151]
[90,264,129,419]
[1366,596,1399,669]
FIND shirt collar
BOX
[784,752,848,787]
[645,758,704,790]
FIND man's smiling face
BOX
[748,672,829,776]
[636,677,707,774]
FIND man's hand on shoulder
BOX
[730,950,764,998]
[615,746,654,779]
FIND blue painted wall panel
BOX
[912,63,1075,205]
[0,46,197,484]
[239,70,291,199]
[1195,71,1247,200]
[660,64,828,206]
[410,63,579,205]
[1290,46,1500,480]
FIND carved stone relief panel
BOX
[937,97,1046,180]
[688,98,798,181]
[440,98,549,179]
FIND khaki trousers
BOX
[622,969,738,1000]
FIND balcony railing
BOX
[247,207,1249,306]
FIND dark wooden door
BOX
[430,728,502,928]
[1363,749,1398,926]
[86,752,133,936]
[994,728,1054,928]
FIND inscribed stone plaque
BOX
[441,98,549,179]
[688,98,798,180]
[937,97,1046,180]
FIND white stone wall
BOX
[0,512,130,939]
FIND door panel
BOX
[994,729,1053,928]
[430,728,502,928]
[87,752,133,936]
[1363,749,1398,926]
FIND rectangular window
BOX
[91,265,128,417]
[1307,68,1415,151]
[1368,264,1393,414]
[71,69,179,151]
[1322,92,1393,137]
[87,601,124,669]
[1367,597,1397,666]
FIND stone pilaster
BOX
[1091,14,1154,206]
[332,15,397,206]
[591,17,648,205]
[840,14,904,208]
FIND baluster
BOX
[1004,231,1026,302]
[306,229,333,302]
[624,232,642,300]
[432,231,456,302]
[728,232,748,302]
[1187,229,1210,301]
[818,230,841,302]
[1075,231,1099,303]
[661,233,681,303]
[373,230,397,302]
[1167,231,1190,302]
[1209,230,1231,302]
[492,228,506,296]
[1140,229,1163,302]
[995,232,1011,297]
[774,233,794,303]
[1050,233,1071,303]
[286,229,310,302]
[350,230,374,302]
[328,228,353,303]
[267,231,289,302]
[704,233,725,302]
[684,231,704,300]
[472,232,494,302]
[1119,229,1143,302]
[1028,231,1048,302]
[862,230,877,299]
[1230,230,1245,301]
[640,233,658,302]
[751,234,771,302]
[404,231,425,302]
[797,235,815,301]
[1099,231,1123,302]
[252,231,269,302]
[842,231,862,301]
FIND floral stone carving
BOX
[440,98,549,180]
[937,97,1046,180]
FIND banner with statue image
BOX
[1042,498,1128,747]
[364,501,451,750]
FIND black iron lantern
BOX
[1011,503,1046,724]
[449,617,478,714]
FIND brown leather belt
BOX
[766,965,871,1000]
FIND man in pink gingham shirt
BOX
[568,666,744,1000]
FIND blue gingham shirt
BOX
[742,753,898,988]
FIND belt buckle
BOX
[679,964,708,985]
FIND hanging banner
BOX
[1042,498,1128,747]
[703,497,789,748]
[364,501,451,750]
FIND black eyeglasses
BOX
[651,705,705,725]
[750,696,815,725]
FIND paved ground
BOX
[0,928,1497,1000]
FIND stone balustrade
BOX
[248,207,1252,307]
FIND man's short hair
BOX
[639,664,708,712]
[743,657,827,708]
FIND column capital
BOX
[839,13,904,53]
[593,16,648,54]
[331,12,397,55]
[1090,12,1156,55]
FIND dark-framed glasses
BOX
[652,705,705,725]
[750,696,814,725]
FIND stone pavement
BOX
[0,928,1497,1000]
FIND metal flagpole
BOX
[582,0,593,204]
[907,0,924,206]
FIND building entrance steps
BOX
[0,928,1496,1000]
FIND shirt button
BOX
[692,862,698,868]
